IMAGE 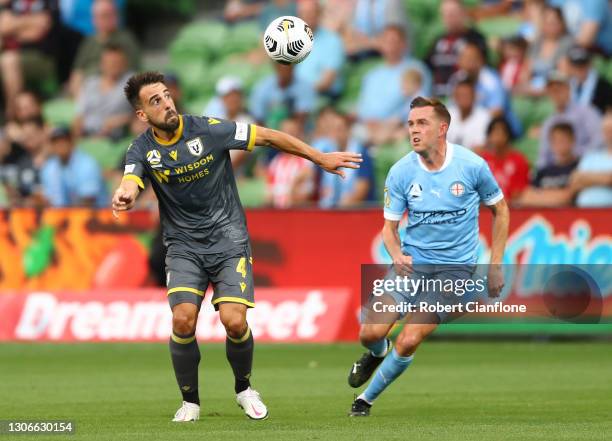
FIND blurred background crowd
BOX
[0,0,611,210]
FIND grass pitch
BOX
[1,342,611,441]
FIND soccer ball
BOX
[263,16,314,65]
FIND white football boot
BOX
[172,401,200,422]
[236,387,269,420]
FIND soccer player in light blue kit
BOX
[348,97,510,416]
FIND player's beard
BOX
[151,110,180,132]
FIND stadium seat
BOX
[78,138,125,171]
[511,96,554,133]
[171,60,211,100]
[170,21,229,63]
[237,177,267,207]
[42,98,76,127]
[225,21,261,56]
[476,16,521,39]
[514,136,539,167]
[372,142,411,201]
[338,58,383,111]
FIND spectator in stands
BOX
[446,75,491,150]
[68,0,140,97]
[517,5,572,96]
[344,0,409,60]
[223,0,266,24]
[266,117,314,208]
[258,0,297,31]
[468,0,514,21]
[296,0,345,99]
[3,90,44,148]
[72,43,133,140]
[499,36,528,91]
[367,67,426,146]
[205,77,254,123]
[569,112,612,207]
[356,25,431,125]
[565,45,612,115]
[479,117,530,204]
[0,123,43,206]
[320,0,355,33]
[164,73,184,114]
[0,0,57,119]
[452,40,521,136]
[60,0,126,36]
[537,71,602,168]
[426,0,487,97]
[518,122,579,207]
[319,111,375,208]
[4,114,47,170]
[204,76,255,173]
[517,0,546,43]
[40,126,107,207]
[549,0,612,55]
[249,62,316,128]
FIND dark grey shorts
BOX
[165,243,255,311]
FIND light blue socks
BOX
[365,338,389,357]
[361,348,414,403]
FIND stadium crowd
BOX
[0,0,611,209]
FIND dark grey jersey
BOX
[123,115,256,253]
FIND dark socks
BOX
[169,332,201,405]
[226,327,254,394]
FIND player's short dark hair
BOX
[124,71,166,109]
[550,121,575,139]
[410,96,451,125]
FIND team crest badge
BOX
[146,149,162,168]
[450,181,465,197]
[186,138,203,156]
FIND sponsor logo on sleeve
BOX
[124,164,136,175]
[235,122,248,141]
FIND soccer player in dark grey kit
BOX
[112,72,362,422]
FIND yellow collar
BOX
[152,115,183,146]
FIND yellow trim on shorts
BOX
[122,174,145,189]
[247,124,257,151]
[167,287,205,296]
[171,333,196,344]
[227,327,251,344]
[212,297,255,308]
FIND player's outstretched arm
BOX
[486,198,509,297]
[253,125,363,178]
[111,178,141,218]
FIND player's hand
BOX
[393,254,413,277]
[317,152,363,179]
[487,264,504,298]
[111,187,136,218]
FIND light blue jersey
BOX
[383,143,503,264]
